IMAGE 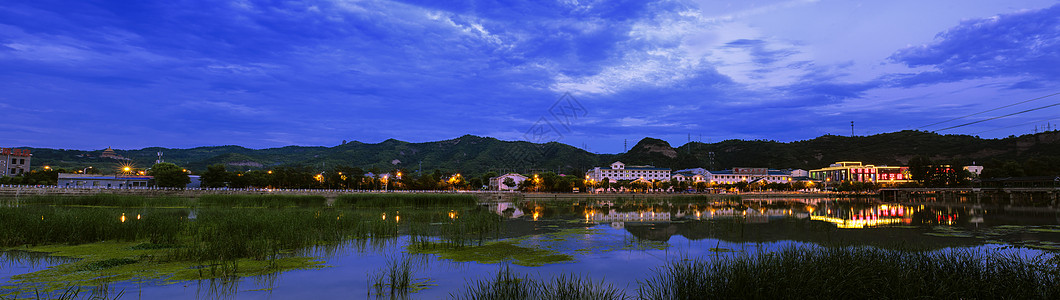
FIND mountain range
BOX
[23,130,1060,177]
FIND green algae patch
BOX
[409,241,573,267]
[1029,228,1060,233]
[1,241,326,294]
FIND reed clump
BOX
[196,194,326,207]
[0,206,184,247]
[451,265,625,300]
[20,194,192,207]
[637,246,1060,299]
[336,194,477,208]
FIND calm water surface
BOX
[2,196,1058,299]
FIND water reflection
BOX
[487,198,1060,250]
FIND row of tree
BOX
[199,164,496,190]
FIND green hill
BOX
[22,130,1060,178]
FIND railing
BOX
[0,184,521,193]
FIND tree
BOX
[150,162,190,188]
[502,177,517,190]
[201,164,229,188]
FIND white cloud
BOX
[550,0,820,96]
[183,100,269,116]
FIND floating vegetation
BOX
[1,241,325,294]
[451,265,625,300]
[922,224,1060,251]
[409,241,572,267]
[637,246,1060,299]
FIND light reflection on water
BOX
[2,197,1058,298]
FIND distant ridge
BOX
[24,130,1060,177]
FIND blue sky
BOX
[2,0,1059,153]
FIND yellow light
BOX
[136,214,141,220]
[123,166,131,172]
[382,213,387,220]
[532,211,540,221]
[268,170,273,174]
[120,213,126,223]
[395,215,400,223]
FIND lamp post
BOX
[82,166,92,174]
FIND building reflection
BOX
[809,204,912,228]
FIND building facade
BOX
[1,148,31,177]
[671,171,707,182]
[707,168,792,184]
[58,173,152,188]
[586,161,670,183]
[809,161,912,183]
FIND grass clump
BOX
[369,254,433,298]
[75,258,138,271]
[21,194,191,207]
[452,265,625,300]
[336,194,477,208]
[637,246,1060,299]
[196,194,326,208]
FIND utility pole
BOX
[709,152,715,171]
[624,139,628,153]
[850,121,855,137]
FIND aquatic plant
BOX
[336,194,477,208]
[196,194,326,208]
[637,246,1060,299]
[19,194,192,207]
[369,254,431,299]
[451,265,625,300]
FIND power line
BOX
[920,91,1060,129]
[971,116,1060,135]
[934,101,1060,132]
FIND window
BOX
[19,159,24,164]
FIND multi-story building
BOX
[809,161,912,183]
[1,148,31,177]
[586,161,670,183]
[707,168,792,184]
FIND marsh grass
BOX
[20,194,192,207]
[451,265,626,300]
[337,194,477,208]
[369,254,431,299]
[407,208,503,249]
[637,246,1060,299]
[0,206,185,246]
[196,194,326,208]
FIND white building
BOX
[707,168,792,184]
[586,161,670,183]
[671,171,707,182]
[489,173,528,191]
[963,165,984,177]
